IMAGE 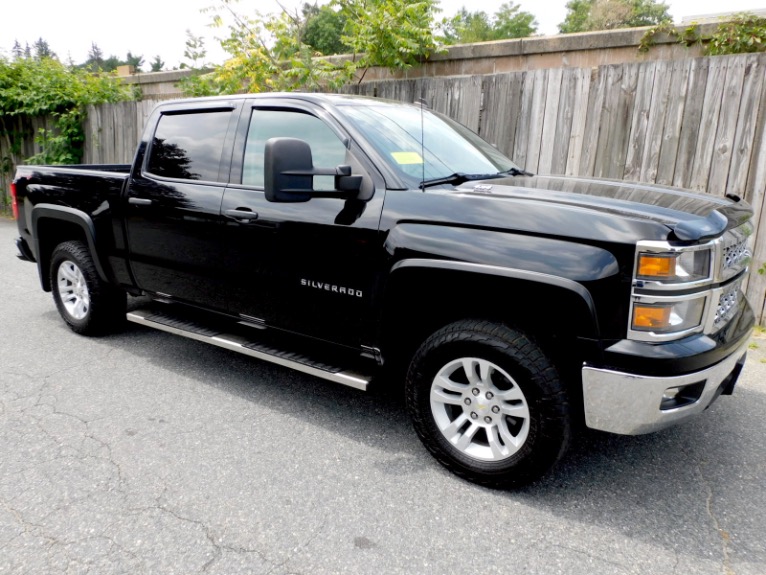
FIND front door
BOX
[221,102,385,347]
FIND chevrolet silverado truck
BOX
[11,93,755,487]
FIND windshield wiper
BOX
[419,167,533,190]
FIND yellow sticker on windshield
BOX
[391,151,424,165]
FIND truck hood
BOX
[453,174,752,241]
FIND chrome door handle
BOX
[225,209,259,221]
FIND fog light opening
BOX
[660,381,706,410]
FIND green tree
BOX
[443,3,537,44]
[181,30,207,69]
[150,55,165,72]
[32,38,57,60]
[83,43,105,70]
[11,41,24,60]
[559,0,593,33]
[181,0,441,96]
[303,4,349,55]
[559,0,670,33]
[125,51,144,71]
[102,56,123,72]
[337,0,442,79]
[494,2,537,38]
[443,9,493,44]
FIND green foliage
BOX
[337,0,443,74]
[125,52,145,71]
[303,4,349,55]
[32,38,57,60]
[759,262,766,276]
[639,13,766,55]
[180,0,442,96]
[559,0,591,34]
[559,0,670,33]
[0,55,135,170]
[707,13,766,55]
[150,55,165,72]
[81,42,147,72]
[494,2,538,39]
[443,3,537,44]
[638,21,699,52]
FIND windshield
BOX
[337,102,520,187]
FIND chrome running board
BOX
[127,308,371,391]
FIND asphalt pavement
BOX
[1,217,765,575]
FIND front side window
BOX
[243,109,348,190]
[147,111,231,182]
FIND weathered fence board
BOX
[641,60,672,183]
[672,58,709,188]
[708,58,747,194]
[564,68,591,176]
[689,58,727,191]
[623,61,657,182]
[537,67,563,175]
[656,59,692,186]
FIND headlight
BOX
[636,249,711,284]
[631,296,707,335]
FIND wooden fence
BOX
[9,52,766,324]
[0,115,51,208]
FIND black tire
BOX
[50,241,126,336]
[405,320,571,488]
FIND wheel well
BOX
[379,268,596,396]
[36,219,89,292]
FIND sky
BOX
[2,0,766,70]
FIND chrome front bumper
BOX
[581,341,749,435]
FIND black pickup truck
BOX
[11,93,755,487]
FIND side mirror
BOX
[264,137,363,203]
[264,137,313,203]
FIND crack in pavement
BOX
[123,498,271,574]
[698,462,735,575]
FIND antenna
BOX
[418,97,427,191]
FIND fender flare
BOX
[31,204,110,291]
[389,258,601,338]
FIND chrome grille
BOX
[723,238,749,271]
[717,224,752,282]
[714,282,740,328]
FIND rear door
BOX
[221,99,386,347]
[124,103,240,311]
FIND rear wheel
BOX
[406,320,571,488]
[50,241,126,335]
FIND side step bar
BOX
[127,308,372,391]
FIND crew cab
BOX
[11,93,755,487]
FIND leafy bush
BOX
[639,13,766,55]
[0,56,136,166]
[179,0,444,96]
[707,13,766,55]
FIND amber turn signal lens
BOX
[633,305,671,329]
[637,254,676,278]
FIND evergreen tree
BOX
[33,38,57,60]
[150,55,165,72]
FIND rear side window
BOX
[147,111,230,182]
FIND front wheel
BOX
[405,320,571,488]
[50,241,126,336]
